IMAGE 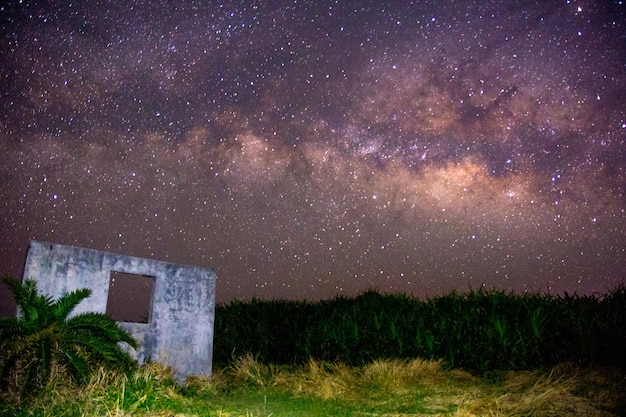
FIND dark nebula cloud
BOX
[1,0,624,309]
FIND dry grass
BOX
[224,355,625,416]
[457,364,626,417]
[3,356,624,416]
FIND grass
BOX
[2,355,624,417]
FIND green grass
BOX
[2,356,624,417]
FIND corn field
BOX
[214,286,626,372]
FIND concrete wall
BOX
[22,240,216,382]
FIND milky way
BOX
[1,1,625,310]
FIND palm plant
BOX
[0,275,137,399]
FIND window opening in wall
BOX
[106,271,155,323]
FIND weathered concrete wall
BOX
[22,240,216,381]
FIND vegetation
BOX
[1,356,624,416]
[0,275,137,402]
[214,286,626,372]
[1,281,624,415]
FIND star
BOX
[0,1,624,315]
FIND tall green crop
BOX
[213,286,626,372]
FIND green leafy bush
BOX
[0,275,137,401]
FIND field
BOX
[214,287,626,372]
[2,357,625,416]
[2,287,625,416]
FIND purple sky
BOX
[1,1,624,313]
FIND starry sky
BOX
[1,0,625,313]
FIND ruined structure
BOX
[22,240,216,381]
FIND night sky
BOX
[1,1,625,312]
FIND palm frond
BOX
[0,318,29,340]
[1,276,36,314]
[61,332,137,369]
[64,312,137,348]
[1,277,56,325]
[61,348,91,385]
[0,277,138,398]
[51,288,91,322]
